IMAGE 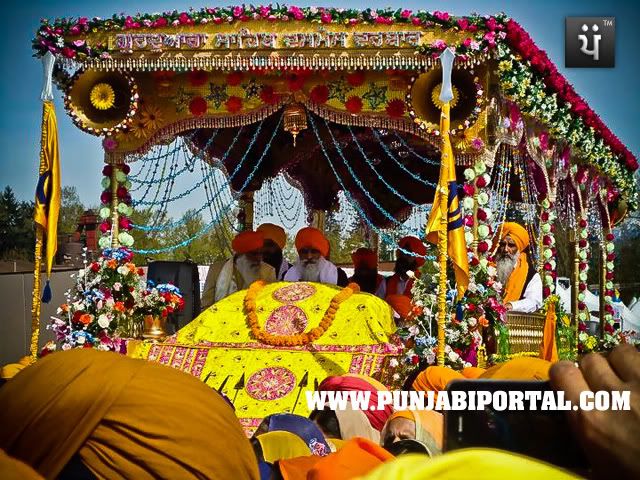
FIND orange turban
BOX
[352,248,377,270]
[412,366,464,393]
[499,222,530,251]
[232,230,264,255]
[398,236,427,267]
[479,357,551,381]
[0,349,259,480]
[295,227,329,257]
[257,223,286,250]
[385,294,412,319]
[307,437,393,480]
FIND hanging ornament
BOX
[283,102,307,147]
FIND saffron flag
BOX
[34,100,61,301]
[425,100,469,298]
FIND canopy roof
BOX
[34,6,638,215]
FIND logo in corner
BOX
[565,17,615,68]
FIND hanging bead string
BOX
[319,117,420,233]
[203,155,239,237]
[370,128,438,188]
[133,114,283,254]
[132,122,257,232]
[391,132,440,166]
[149,153,179,228]
[273,178,304,229]
[130,131,219,187]
[346,126,425,209]
[133,149,168,206]
[128,143,166,189]
[198,156,234,257]
[309,113,433,259]
[488,144,512,235]
[515,154,540,261]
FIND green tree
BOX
[0,186,35,260]
[58,186,86,235]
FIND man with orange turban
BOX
[376,236,427,300]
[284,227,339,285]
[257,223,292,280]
[201,230,276,308]
[495,222,542,313]
[349,247,384,295]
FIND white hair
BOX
[236,254,261,285]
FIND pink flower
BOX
[259,6,270,17]
[72,39,85,47]
[485,17,500,31]
[349,18,358,26]
[232,6,243,18]
[178,13,194,25]
[471,138,485,150]
[462,37,473,47]
[102,137,118,152]
[61,47,76,58]
[411,17,422,26]
[99,222,110,234]
[463,215,474,227]
[320,13,332,24]
[153,17,168,27]
[433,11,450,21]
[457,18,470,30]
[432,39,447,50]
[288,6,304,20]
[463,183,475,196]
[69,25,81,35]
[401,10,412,19]
[124,16,140,29]
[483,31,497,47]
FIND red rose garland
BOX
[345,96,363,114]
[225,96,243,113]
[386,99,406,118]
[310,85,329,104]
[189,96,208,116]
[188,70,208,87]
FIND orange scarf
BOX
[385,272,419,297]
[502,252,529,304]
[540,303,559,362]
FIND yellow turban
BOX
[232,230,264,254]
[257,223,287,250]
[499,222,530,251]
[0,449,43,480]
[479,357,551,381]
[412,366,464,393]
[295,227,329,257]
[355,450,579,480]
[0,349,259,480]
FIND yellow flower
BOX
[90,83,116,110]
[498,60,512,72]
[431,84,459,109]
[129,118,150,139]
[562,315,571,327]
[585,336,598,350]
[140,105,164,131]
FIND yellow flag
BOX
[426,102,469,298]
[34,101,61,278]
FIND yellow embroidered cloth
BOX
[128,282,401,435]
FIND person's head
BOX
[0,349,259,479]
[395,236,427,274]
[256,223,286,270]
[381,416,416,447]
[232,230,265,282]
[295,227,329,281]
[352,248,378,278]
[496,222,530,285]
[310,408,341,439]
[384,439,430,456]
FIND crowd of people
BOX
[201,220,542,317]
[1,345,639,478]
[4,220,635,478]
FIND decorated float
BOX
[30,6,637,431]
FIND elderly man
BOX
[284,227,339,285]
[376,236,427,300]
[201,230,276,309]
[496,222,542,313]
[256,223,291,280]
[349,247,384,295]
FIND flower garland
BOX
[539,197,557,298]
[575,214,591,353]
[98,164,134,249]
[244,281,359,346]
[496,42,637,210]
[462,157,493,257]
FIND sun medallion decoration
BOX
[90,83,116,110]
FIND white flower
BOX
[468,317,477,327]
[76,336,86,345]
[448,350,460,362]
[98,314,111,328]
[425,352,436,364]
[463,168,476,181]
[117,266,129,276]
[477,192,489,206]
[62,343,72,350]
[408,325,420,336]
[578,331,588,342]
[462,196,475,211]
[477,225,490,239]
[465,231,475,244]
[487,265,497,278]
[389,358,399,368]
[113,282,122,292]
[392,373,401,381]
[406,270,416,279]
[541,224,551,234]
[479,258,489,269]
[98,237,110,248]
[467,283,478,293]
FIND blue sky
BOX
[1,0,638,210]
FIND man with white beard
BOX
[495,222,542,313]
[201,230,276,309]
[284,227,339,285]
